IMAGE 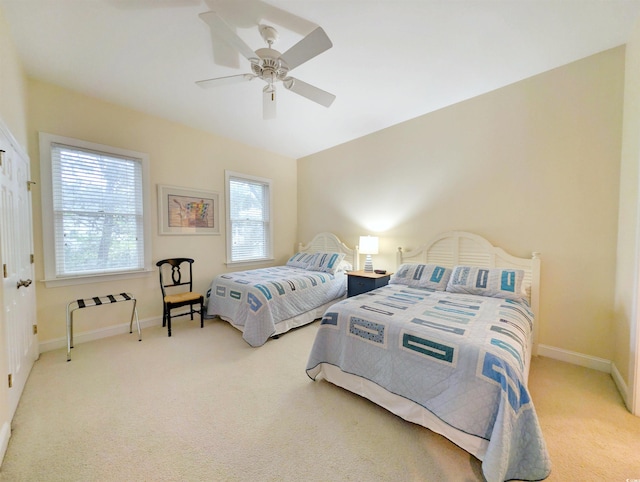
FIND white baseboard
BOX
[536,345,633,407]
[39,316,162,353]
[610,362,630,409]
[537,344,611,373]
[0,421,10,468]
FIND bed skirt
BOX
[220,296,345,339]
[308,362,489,460]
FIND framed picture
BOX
[158,184,220,235]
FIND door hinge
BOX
[33,324,38,335]
[3,264,6,278]
[27,180,36,191]
[8,374,12,388]
[30,254,34,264]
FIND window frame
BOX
[39,132,152,287]
[225,170,273,266]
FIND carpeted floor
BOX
[1,317,639,481]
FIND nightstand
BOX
[347,270,392,297]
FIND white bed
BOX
[205,232,358,346]
[306,231,549,482]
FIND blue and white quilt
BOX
[205,266,346,347]
[306,285,551,482]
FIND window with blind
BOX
[225,170,273,264]
[39,133,151,286]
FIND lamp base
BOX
[364,254,374,273]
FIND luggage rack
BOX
[66,292,141,361]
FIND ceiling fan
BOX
[197,11,336,119]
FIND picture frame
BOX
[157,184,220,235]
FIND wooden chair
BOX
[156,258,204,337]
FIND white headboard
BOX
[298,232,360,271]
[397,231,541,353]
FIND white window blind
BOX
[50,142,145,277]
[227,172,272,263]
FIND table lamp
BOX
[359,235,379,273]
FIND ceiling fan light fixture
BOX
[197,12,335,118]
[265,70,276,84]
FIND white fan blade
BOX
[196,74,255,89]
[199,11,258,63]
[279,27,332,70]
[284,78,335,107]
[263,86,276,120]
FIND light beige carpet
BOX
[1,318,639,481]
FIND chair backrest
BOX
[156,258,195,298]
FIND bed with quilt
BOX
[205,232,358,347]
[305,231,550,482]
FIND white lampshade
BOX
[359,236,379,272]
[359,236,379,255]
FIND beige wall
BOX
[0,8,27,148]
[615,17,640,396]
[27,79,298,344]
[298,47,625,362]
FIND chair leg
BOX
[162,304,167,327]
[200,302,204,328]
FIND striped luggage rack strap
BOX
[75,292,134,309]
[66,292,141,361]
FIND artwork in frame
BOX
[158,184,220,235]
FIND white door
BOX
[0,124,37,419]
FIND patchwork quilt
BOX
[205,266,346,346]
[306,285,551,482]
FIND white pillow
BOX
[286,252,315,269]
[446,266,525,301]
[306,252,346,275]
[389,264,452,291]
[335,259,353,273]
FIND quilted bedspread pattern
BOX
[205,266,346,346]
[306,285,551,482]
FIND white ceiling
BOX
[2,0,640,159]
